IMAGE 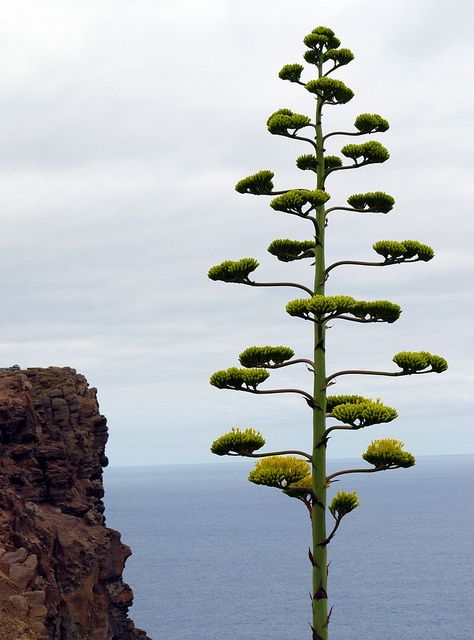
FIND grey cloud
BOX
[0,0,472,466]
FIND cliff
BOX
[0,367,151,640]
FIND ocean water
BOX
[104,456,474,640]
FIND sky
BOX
[0,0,472,466]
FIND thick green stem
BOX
[311,53,329,640]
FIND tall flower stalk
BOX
[208,26,447,639]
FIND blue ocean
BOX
[104,456,474,640]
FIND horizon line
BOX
[105,451,474,471]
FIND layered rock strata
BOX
[0,367,150,640]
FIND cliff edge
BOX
[0,367,151,640]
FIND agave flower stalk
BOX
[208,26,447,640]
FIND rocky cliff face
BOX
[0,367,151,640]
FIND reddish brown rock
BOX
[0,367,151,640]
[9,555,37,590]
[7,594,29,616]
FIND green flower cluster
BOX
[347,191,395,213]
[304,50,323,64]
[305,77,354,104]
[323,48,354,67]
[208,258,259,283]
[239,345,295,368]
[373,240,434,262]
[270,189,330,216]
[354,113,389,133]
[363,439,415,469]
[341,141,390,164]
[210,367,269,390]
[267,108,311,135]
[286,295,355,321]
[331,400,397,428]
[286,295,401,324]
[296,154,318,172]
[267,238,315,262]
[282,476,313,499]
[326,395,370,412]
[303,26,341,56]
[211,428,265,456]
[351,299,401,323]
[278,63,304,83]
[235,170,275,195]
[248,456,310,488]
[329,490,360,518]
[324,155,343,171]
[392,351,448,374]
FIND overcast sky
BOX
[0,0,472,466]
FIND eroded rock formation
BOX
[0,367,150,640]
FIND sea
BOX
[103,455,474,640]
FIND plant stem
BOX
[323,131,365,141]
[327,466,390,482]
[325,368,433,384]
[325,257,420,276]
[232,386,315,405]
[266,358,314,370]
[248,280,314,295]
[311,53,329,640]
[240,449,312,461]
[320,516,343,546]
